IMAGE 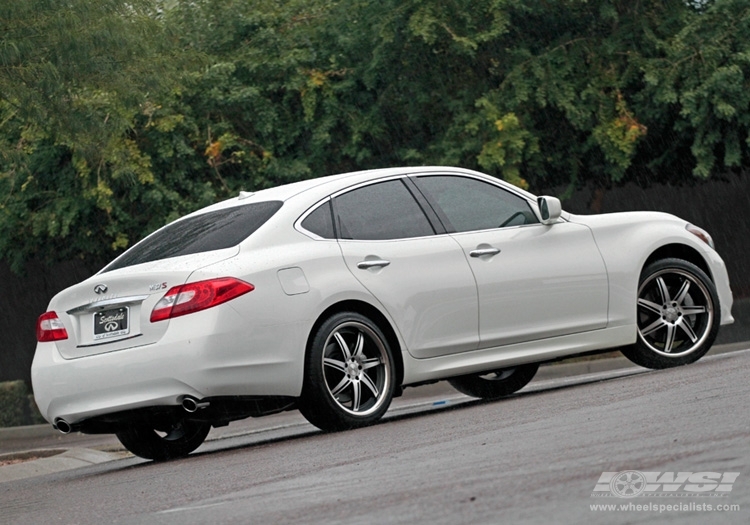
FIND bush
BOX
[0,380,44,427]
[0,380,29,427]
[27,394,46,425]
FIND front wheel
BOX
[448,363,539,400]
[621,258,720,369]
[115,419,210,461]
[299,312,396,432]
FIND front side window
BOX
[414,175,538,233]
[334,179,435,240]
[103,201,283,272]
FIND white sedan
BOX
[32,167,734,460]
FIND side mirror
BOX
[537,196,562,225]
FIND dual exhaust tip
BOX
[181,397,210,413]
[55,419,73,434]
[54,397,209,434]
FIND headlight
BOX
[686,223,715,250]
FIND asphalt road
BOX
[2,349,749,525]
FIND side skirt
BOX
[400,325,636,385]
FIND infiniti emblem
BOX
[94,284,108,295]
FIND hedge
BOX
[0,380,45,427]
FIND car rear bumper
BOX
[31,307,306,426]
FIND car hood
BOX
[566,210,685,229]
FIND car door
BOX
[332,177,479,358]
[412,174,609,349]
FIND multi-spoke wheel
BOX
[115,419,210,461]
[448,363,539,400]
[621,258,720,369]
[299,312,396,431]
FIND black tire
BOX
[621,258,720,369]
[115,419,210,461]
[299,312,396,432]
[448,363,539,400]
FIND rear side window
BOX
[103,201,283,272]
[300,201,335,239]
[334,179,435,240]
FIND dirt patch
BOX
[0,448,65,466]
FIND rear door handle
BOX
[469,247,501,258]
[357,259,391,269]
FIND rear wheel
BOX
[448,363,539,400]
[621,258,720,369]
[299,312,396,431]
[115,419,210,461]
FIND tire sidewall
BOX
[300,312,396,431]
[625,258,720,369]
[448,363,539,400]
[116,420,210,461]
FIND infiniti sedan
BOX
[32,166,734,460]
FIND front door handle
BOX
[469,247,501,258]
[357,259,391,269]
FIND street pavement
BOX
[2,337,747,484]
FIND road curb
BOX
[534,340,748,382]
[0,423,62,442]
[0,448,126,483]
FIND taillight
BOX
[150,277,254,322]
[37,311,69,342]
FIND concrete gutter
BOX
[0,448,127,483]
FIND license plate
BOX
[94,307,130,340]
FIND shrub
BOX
[0,380,29,427]
[27,394,46,425]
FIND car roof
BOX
[192,166,536,218]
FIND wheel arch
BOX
[305,300,405,390]
[641,243,713,282]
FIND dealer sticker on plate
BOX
[94,307,130,340]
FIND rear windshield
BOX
[102,201,283,272]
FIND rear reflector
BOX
[150,277,254,322]
[37,312,69,342]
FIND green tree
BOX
[0,0,177,270]
[2,0,749,271]
[641,0,750,178]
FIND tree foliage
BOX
[0,0,174,270]
[1,0,749,270]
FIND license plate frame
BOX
[93,307,130,341]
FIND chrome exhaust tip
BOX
[55,419,72,434]
[182,397,209,413]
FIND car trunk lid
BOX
[48,248,237,359]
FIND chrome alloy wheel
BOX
[478,368,516,381]
[321,321,391,417]
[637,268,714,357]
